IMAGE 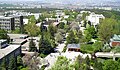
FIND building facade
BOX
[0,16,15,31]
[9,15,24,32]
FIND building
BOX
[86,13,105,27]
[0,44,21,66]
[0,39,21,65]
[9,15,24,32]
[110,34,120,47]
[67,44,80,52]
[0,16,15,31]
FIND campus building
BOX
[0,16,15,31]
[8,15,24,32]
[0,15,23,32]
[86,13,105,27]
[0,39,21,66]
[110,34,120,47]
[67,44,80,52]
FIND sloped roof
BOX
[112,34,120,41]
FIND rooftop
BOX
[0,16,13,19]
[8,34,28,39]
[67,44,80,49]
[0,45,20,59]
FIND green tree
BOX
[81,12,89,20]
[0,29,7,39]
[25,16,40,36]
[17,56,23,65]
[58,22,65,29]
[0,29,10,43]
[92,42,103,52]
[48,24,57,37]
[11,28,21,34]
[39,36,54,55]
[51,56,73,70]
[29,38,37,52]
[98,18,118,43]
[93,59,103,70]
[84,26,96,42]
[25,23,40,36]
[103,59,119,70]
[55,32,64,43]
[66,31,79,44]
[0,58,6,70]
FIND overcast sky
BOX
[0,0,119,3]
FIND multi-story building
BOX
[0,16,15,31]
[0,39,21,67]
[9,15,24,32]
[0,15,23,32]
[86,13,105,27]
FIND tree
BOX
[39,36,54,55]
[17,56,23,65]
[84,26,96,42]
[0,29,7,39]
[48,24,57,37]
[0,58,6,70]
[74,55,84,70]
[98,18,118,43]
[76,30,83,39]
[11,28,21,34]
[55,32,64,43]
[29,38,37,52]
[58,22,65,29]
[92,42,103,52]
[66,31,79,44]
[8,55,17,70]
[51,56,74,70]
[103,59,119,70]
[25,16,40,36]
[93,59,103,70]
[25,23,40,37]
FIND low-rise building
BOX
[67,44,80,52]
[110,34,120,47]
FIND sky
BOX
[0,0,119,3]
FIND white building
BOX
[86,13,105,26]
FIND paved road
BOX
[56,43,65,52]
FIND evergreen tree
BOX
[29,38,37,52]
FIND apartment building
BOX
[9,15,24,32]
[0,16,15,31]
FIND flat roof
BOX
[8,34,28,39]
[0,16,13,19]
[0,45,20,59]
[67,44,80,49]
[12,39,27,44]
